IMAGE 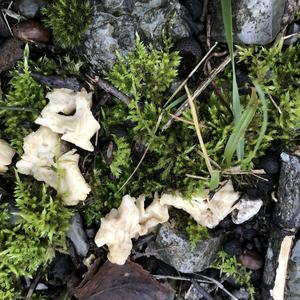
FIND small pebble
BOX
[239,250,264,270]
[0,38,24,73]
[14,0,47,19]
[175,37,202,66]
[259,155,279,175]
[243,228,257,240]
[223,240,243,256]
[0,14,11,38]
[12,20,51,43]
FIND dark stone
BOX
[0,13,11,38]
[239,250,264,270]
[259,155,280,175]
[67,214,89,257]
[183,0,202,20]
[175,37,202,67]
[243,228,257,240]
[223,240,243,256]
[47,254,74,286]
[14,0,47,19]
[0,38,24,73]
[12,20,51,43]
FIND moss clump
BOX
[0,45,46,153]
[211,251,255,300]
[108,34,181,102]
[42,0,92,49]
[0,174,72,299]
[185,220,210,249]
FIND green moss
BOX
[0,174,72,298]
[185,220,210,249]
[108,34,181,102]
[42,0,92,49]
[0,45,46,153]
[212,250,255,300]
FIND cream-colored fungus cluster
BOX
[95,181,246,265]
[16,88,100,205]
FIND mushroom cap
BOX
[95,195,140,265]
[0,139,15,173]
[56,149,91,206]
[35,88,100,151]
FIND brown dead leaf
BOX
[74,260,175,300]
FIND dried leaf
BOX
[74,260,175,300]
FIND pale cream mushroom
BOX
[0,139,15,173]
[16,126,62,180]
[136,193,169,235]
[35,88,100,151]
[95,193,170,264]
[55,149,91,206]
[16,126,90,206]
[95,195,141,265]
[160,181,240,228]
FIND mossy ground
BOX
[0,11,299,298]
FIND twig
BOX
[196,274,239,300]
[186,174,208,180]
[118,113,164,192]
[200,0,209,23]
[87,75,131,105]
[26,268,42,300]
[283,31,300,40]
[268,94,282,114]
[153,274,211,285]
[164,42,218,108]
[169,113,194,126]
[191,279,214,300]
[162,52,235,131]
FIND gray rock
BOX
[0,14,11,38]
[287,240,300,300]
[80,0,191,70]
[146,224,222,273]
[67,214,89,257]
[209,0,287,45]
[14,0,47,19]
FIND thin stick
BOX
[283,31,300,40]
[162,53,234,131]
[164,42,218,107]
[87,75,131,105]
[169,113,194,126]
[26,268,42,300]
[196,274,239,300]
[153,275,211,284]
[118,113,164,192]
[185,85,213,175]
[268,94,282,114]
[186,174,208,180]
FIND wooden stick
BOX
[87,75,131,105]
[162,52,235,131]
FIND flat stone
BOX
[80,0,191,70]
[287,240,300,299]
[146,224,222,273]
[67,214,89,257]
[209,0,286,45]
[14,0,47,19]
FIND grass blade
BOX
[224,88,258,166]
[221,0,243,160]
